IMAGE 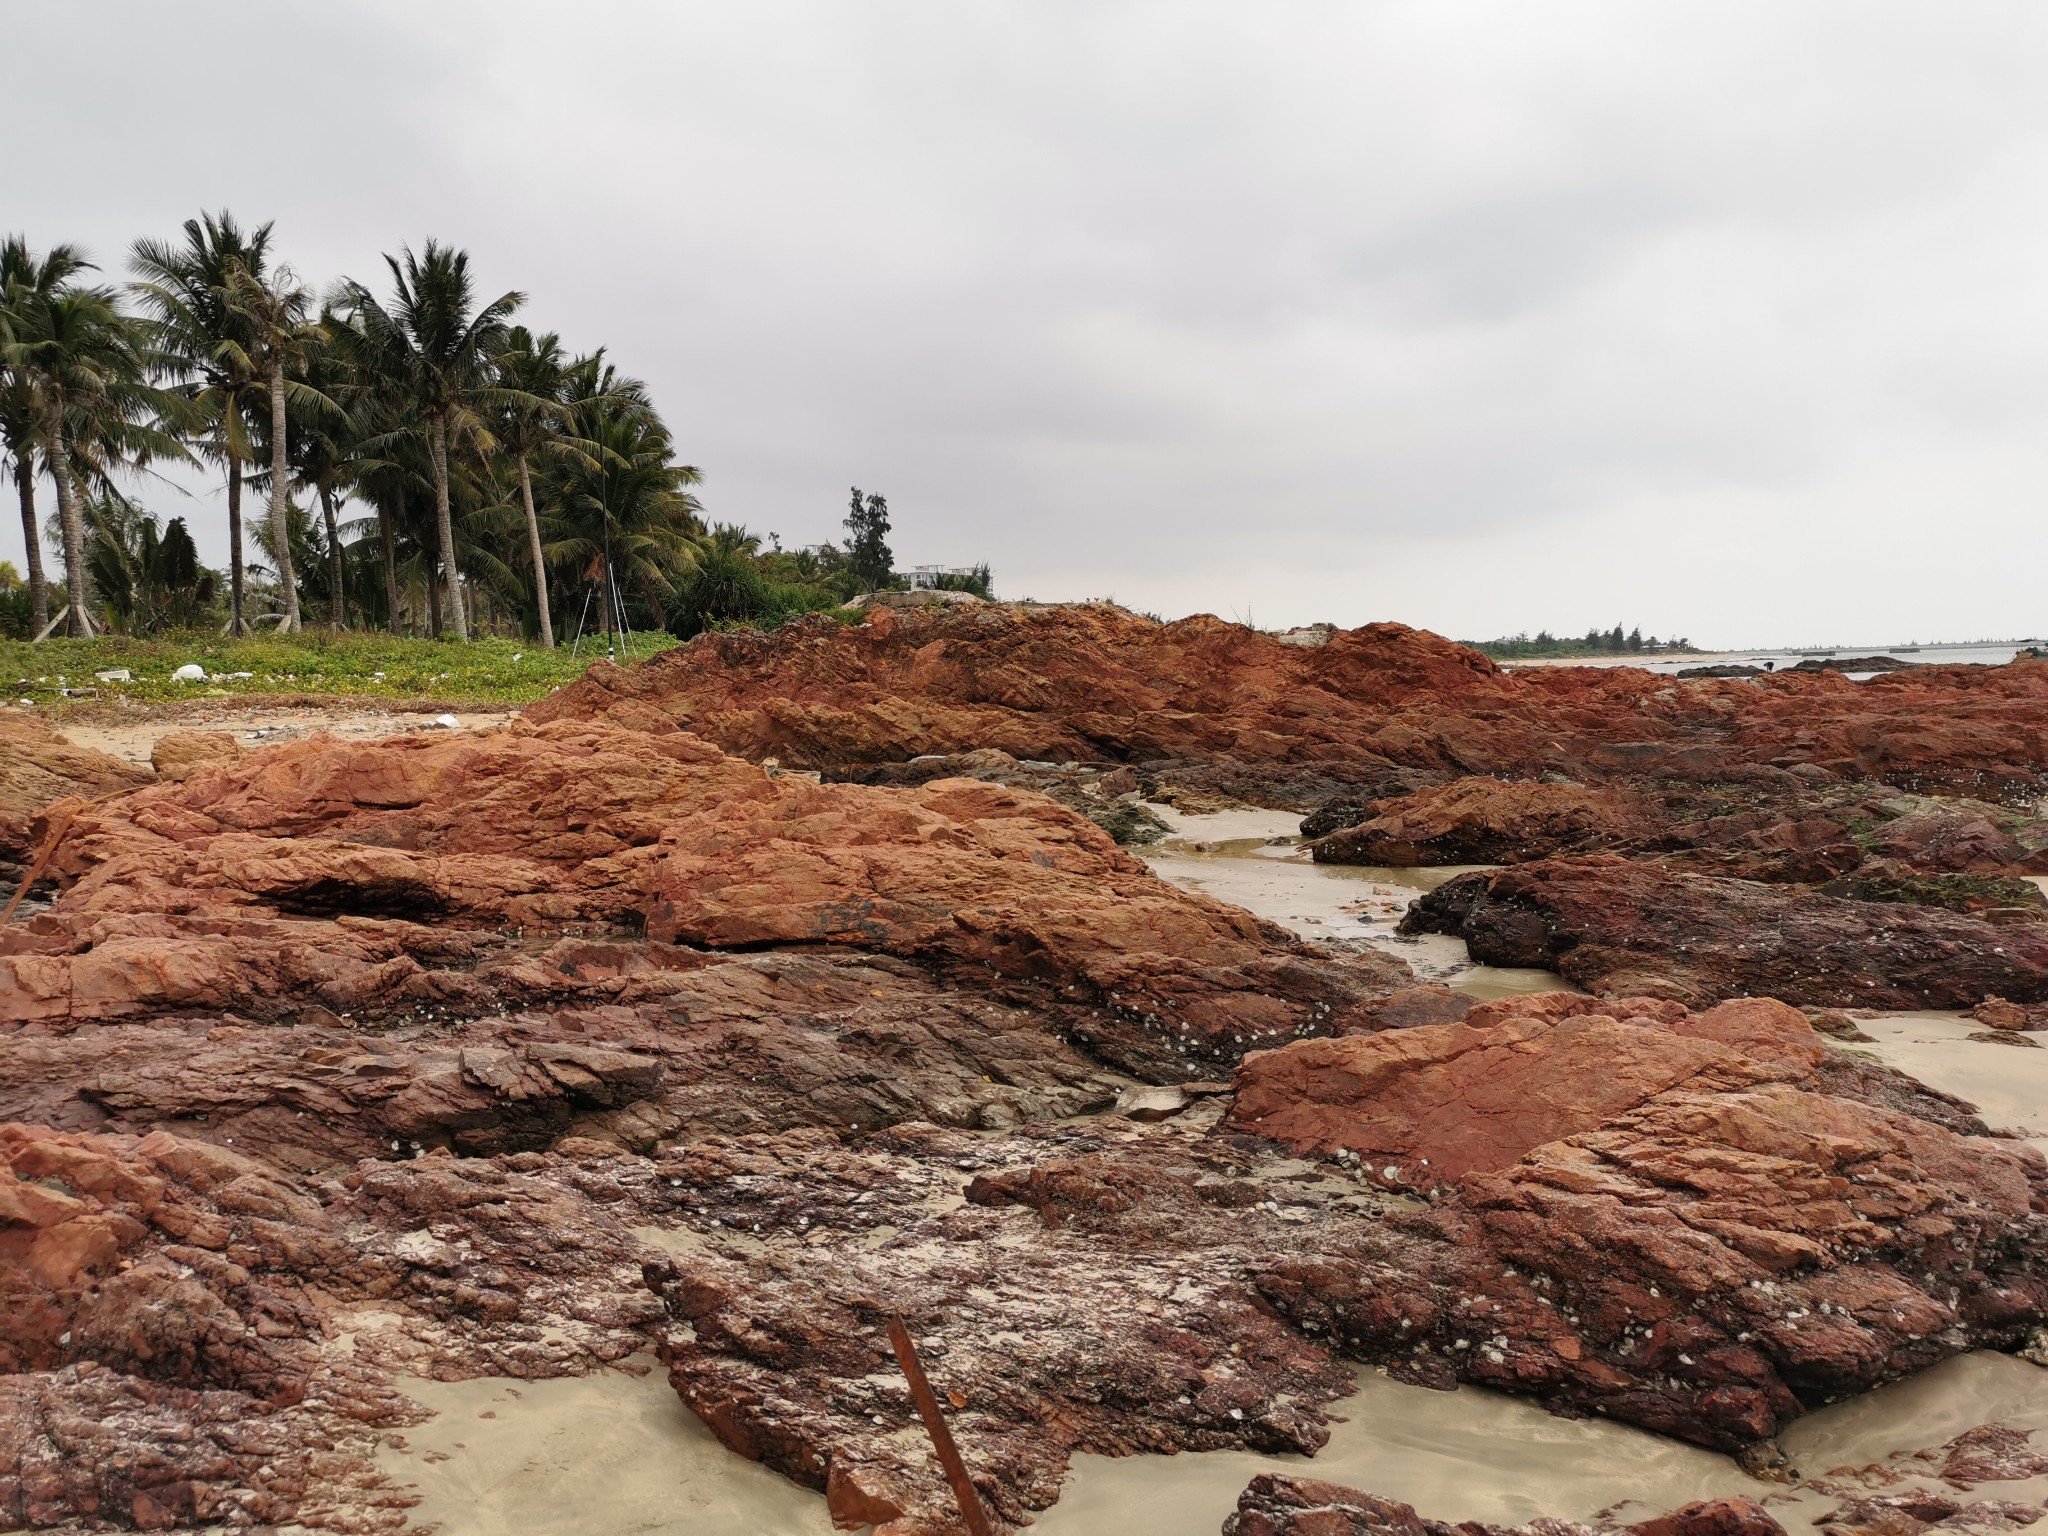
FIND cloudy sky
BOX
[7,1,2047,646]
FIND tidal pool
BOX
[1141,804,1567,999]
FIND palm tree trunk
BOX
[226,450,246,635]
[428,415,466,641]
[268,364,300,632]
[319,483,345,629]
[379,492,402,634]
[516,452,554,648]
[14,457,49,636]
[427,568,442,638]
[43,404,92,639]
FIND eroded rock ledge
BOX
[525,604,2048,804]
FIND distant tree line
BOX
[0,215,989,645]
[1467,626,1697,660]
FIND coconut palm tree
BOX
[225,259,328,631]
[543,357,703,639]
[0,237,94,635]
[338,243,522,641]
[130,212,273,634]
[490,326,576,647]
[84,495,215,635]
[0,275,168,636]
[284,316,362,628]
[320,302,422,632]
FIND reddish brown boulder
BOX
[147,729,242,783]
[1228,995,1821,1187]
[1401,855,2048,1008]
[1224,992,2048,1450]
[1972,997,2048,1032]
[1347,985,1474,1032]
[1309,776,1650,866]
[0,710,149,868]
[526,604,2048,800]
[1312,776,2048,894]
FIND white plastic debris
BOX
[94,669,131,683]
[171,664,207,683]
[432,713,460,728]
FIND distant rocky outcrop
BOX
[526,604,2048,804]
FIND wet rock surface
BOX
[1310,776,2048,889]
[1222,1479,1788,1536]
[1399,857,2048,1008]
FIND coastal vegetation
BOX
[0,216,987,648]
[1466,625,1697,659]
[0,629,675,711]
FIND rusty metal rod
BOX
[886,1316,996,1536]
[0,803,80,928]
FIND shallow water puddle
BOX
[1142,805,1567,998]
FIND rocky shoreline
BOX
[6,606,2048,1534]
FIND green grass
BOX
[0,629,679,712]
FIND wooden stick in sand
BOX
[885,1315,997,1536]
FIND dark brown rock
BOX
[1220,1476,1788,1536]
[1309,777,1650,866]
[1400,856,2048,1008]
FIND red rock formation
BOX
[7,718,1403,1078]
[146,729,243,783]
[1308,777,1651,866]
[0,710,149,872]
[526,604,2048,801]
[1311,775,2048,889]
[1222,993,2048,1452]
[6,616,2048,1533]
[1400,856,2048,1008]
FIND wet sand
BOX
[376,1353,2048,1536]
[1851,1011,2048,1142]
[378,1365,836,1536]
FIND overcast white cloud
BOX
[5,0,2047,645]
